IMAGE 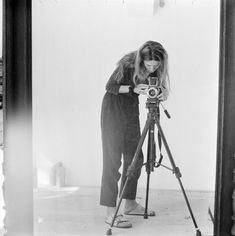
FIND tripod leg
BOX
[106,116,152,235]
[144,121,155,219]
[154,118,201,236]
[144,172,150,219]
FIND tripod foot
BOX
[196,229,202,236]
[106,228,112,235]
[144,213,148,219]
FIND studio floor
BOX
[34,186,214,236]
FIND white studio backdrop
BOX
[32,0,220,191]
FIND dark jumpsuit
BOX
[100,66,144,207]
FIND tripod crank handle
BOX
[164,109,171,119]
[160,103,171,119]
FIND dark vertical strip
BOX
[214,0,235,235]
[2,0,33,235]
[3,1,32,117]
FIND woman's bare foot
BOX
[124,199,155,216]
[106,207,116,217]
[124,199,138,213]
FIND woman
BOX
[100,41,170,228]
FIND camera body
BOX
[147,77,162,103]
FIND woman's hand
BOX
[134,84,148,95]
[157,89,168,101]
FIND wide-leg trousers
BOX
[100,93,143,207]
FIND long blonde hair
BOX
[133,41,170,91]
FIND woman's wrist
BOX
[119,85,133,94]
[128,85,134,93]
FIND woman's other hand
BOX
[157,89,168,101]
[134,84,148,95]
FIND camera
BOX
[147,77,162,102]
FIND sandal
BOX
[105,214,132,228]
[124,204,156,216]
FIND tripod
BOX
[106,99,201,236]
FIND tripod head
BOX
[146,96,160,106]
[145,98,171,119]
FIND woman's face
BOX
[144,60,161,73]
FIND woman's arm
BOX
[106,66,132,94]
[105,67,123,95]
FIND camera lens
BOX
[149,89,156,97]
[147,88,158,99]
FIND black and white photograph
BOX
[1,0,235,236]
